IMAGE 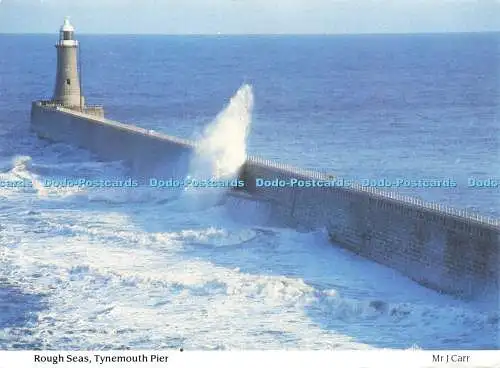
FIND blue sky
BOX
[0,0,499,34]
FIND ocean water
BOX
[0,33,499,350]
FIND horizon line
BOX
[1,30,499,37]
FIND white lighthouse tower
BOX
[52,17,83,108]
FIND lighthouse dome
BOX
[60,17,75,32]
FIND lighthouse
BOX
[52,17,83,108]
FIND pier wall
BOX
[31,102,194,176]
[241,158,499,300]
[31,103,500,300]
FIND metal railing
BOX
[246,155,500,228]
[37,99,103,110]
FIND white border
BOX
[0,351,499,368]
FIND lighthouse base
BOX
[33,100,105,118]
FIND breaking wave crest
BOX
[182,84,254,210]
[189,84,253,181]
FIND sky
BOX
[0,0,499,34]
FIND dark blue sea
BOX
[0,33,498,350]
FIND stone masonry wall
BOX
[31,103,500,300]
